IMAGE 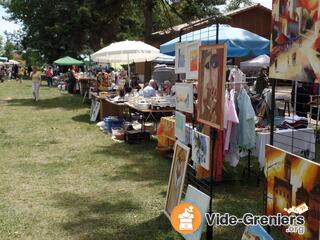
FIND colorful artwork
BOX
[182,184,210,240]
[265,145,320,240]
[270,0,320,82]
[192,130,210,170]
[175,42,188,74]
[175,111,186,142]
[242,225,273,240]
[175,83,194,114]
[186,41,201,80]
[164,141,190,219]
[197,44,226,129]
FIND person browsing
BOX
[143,79,157,98]
[162,80,172,96]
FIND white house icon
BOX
[178,206,194,231]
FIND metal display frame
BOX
[175,16,260,240]
[266,77,320,237]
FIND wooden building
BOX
[151,4,272,48]
[137,4,272,82]
[225,4,271,40]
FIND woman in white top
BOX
[31,66,41,101]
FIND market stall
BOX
[90,92,123,120]
[53,56,84,66]
[156,16,319,240]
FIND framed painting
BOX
[265,145,320,240]
[186,41,201,80]
[182,184,210,240]
[164,141,190,219]
[241,225,273,240]
[192,130,210,170]
[175,83,194,114]
[175,42,188,74]
[197,44,226,129]
[175,111,186,142]
[269,0,320,82]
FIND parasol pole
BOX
[127,53,130,80]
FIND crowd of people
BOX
[0,61,176,104]
[0,64,32,83]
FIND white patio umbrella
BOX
[91,40,160,78]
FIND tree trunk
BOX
[143,0,153,83]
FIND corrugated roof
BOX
[225,3,271,17]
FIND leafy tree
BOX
[4,39,15,59]
[22,48,42,66]
[1,0,225,62]
[225,0,253,12]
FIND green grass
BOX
[0,80,285,239]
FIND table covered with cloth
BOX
[157,117,193,148]
[253,128,315,168]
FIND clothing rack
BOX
[224,81,260,186]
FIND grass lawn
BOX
[0,80,284,240]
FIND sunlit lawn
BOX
[0,80,284,239]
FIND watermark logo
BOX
[170,202,308,236]
[170,202,202,235]
[284,203,308,235]
[284,203,309,215]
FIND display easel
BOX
[176,16,223,240]
[176,15,262,240]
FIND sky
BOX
[0,5,22,39]
[0,0,272,38]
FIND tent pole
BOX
[216,22,219,44]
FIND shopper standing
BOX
[31,66,41,101]
[45,66,53,87]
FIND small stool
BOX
[283,100,290,116]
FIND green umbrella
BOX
[53,56,84,66]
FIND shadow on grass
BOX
[72,113,92,124]
[6,94,86,110]
[54,192,177,240]
[16,160,74,176]
[94,141,171,186]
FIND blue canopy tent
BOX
[160,25,270,58]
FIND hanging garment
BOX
[237,88,256,149]
[225,124,240,167]
[228,68,244,83]
[228,68,246,91]
[224,89,239,151]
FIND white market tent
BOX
[240,54,270,68]
[154,53,175,63]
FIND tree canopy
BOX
[1,0,225,62]
[225,0,253,12]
